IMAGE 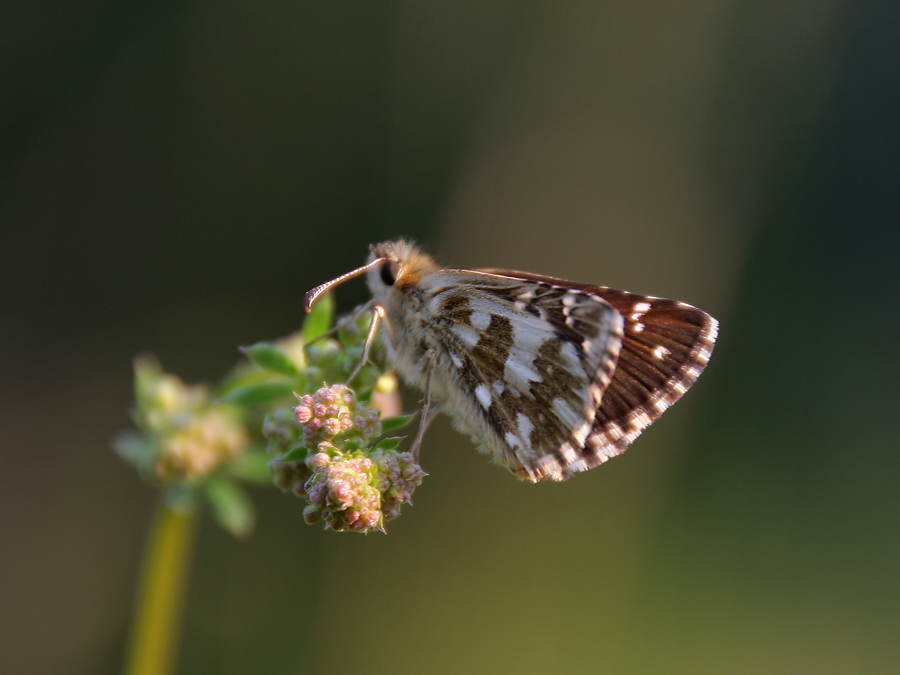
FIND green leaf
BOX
[373,436,404,451]
[302,291,335,344]
[343,441,360,452]
[240,343,298,376]
[221,381,296,406]
[380,413,415,433]
[205,476,255,538]
[229,450,274,484]
[278,445,310,463]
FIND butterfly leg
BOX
[345,304,385,384]
[408,349,435,461]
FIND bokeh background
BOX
[3,2,899,674]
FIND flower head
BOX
[268,384,424,533]
[127,356,250,482]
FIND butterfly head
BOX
[303,239,438,312]
[365,240,438,300]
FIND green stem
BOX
[124,500,199,675]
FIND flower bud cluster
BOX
[265,384,425,533]
[370,449,426,521]
[262,407,302,457]
[293,384,381,442]
[156,408,249,482]
[300,442,426,533]
[303,446,383,532]
[132,357,249,482]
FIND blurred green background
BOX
[3,1,899,674]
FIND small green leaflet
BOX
[240,343,298,376]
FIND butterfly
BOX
[304,240,718,482]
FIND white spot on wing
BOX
[634,302,652,313]
[607,422,624,440]
[653,345,670,360]
[451,323,480,347]
[505,431,523,449]
[505,356,541,388]
[628,411,652,430]
[450,353,463,368]
[516,413,534,446]
[470,310,491,331]
[559,442,577,463]
[559,340,582,374]
[475,384,492,410]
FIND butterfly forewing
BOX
[578,287,718,468]
[420,270,624,481]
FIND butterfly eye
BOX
[380,261,400,287]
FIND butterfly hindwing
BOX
[419,270,624,481]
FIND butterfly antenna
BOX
[303,258,387,312]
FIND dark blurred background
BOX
[3,2,899,673]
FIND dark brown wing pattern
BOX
[580,287,717,471]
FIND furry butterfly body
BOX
[304,240,718,482]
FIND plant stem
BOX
[124,500,199,675]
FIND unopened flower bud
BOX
[303,505,322,524]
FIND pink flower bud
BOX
[308,483,326,505]
[294,406,312,424]
[323,418,342,437]
[330,480,351,504]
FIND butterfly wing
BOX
[581,287,718,467]
[481,270,718,477]
[418,270,624,481]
